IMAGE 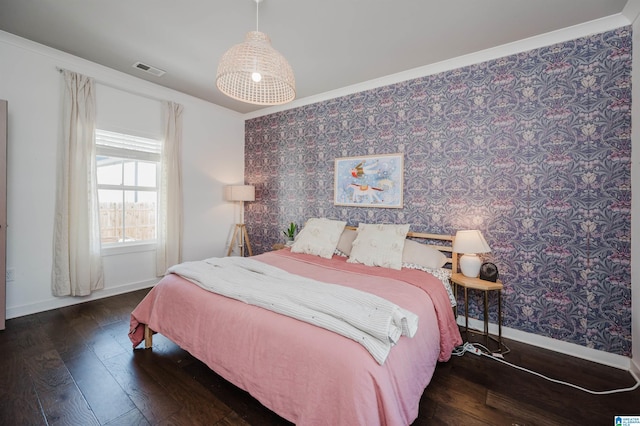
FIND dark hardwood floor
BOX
[1,288,638,425]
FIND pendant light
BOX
[216,0,296,105]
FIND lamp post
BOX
[225,185,255,256]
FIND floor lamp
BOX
[226,185,255,257]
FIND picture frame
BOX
[334,153,404,208]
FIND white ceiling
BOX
[0,0,631,114]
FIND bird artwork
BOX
[350,161,379,178]
[335,154,403,208]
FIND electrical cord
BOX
[452,341,480,357]
[454,342,640,395]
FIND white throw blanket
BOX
[167,257,418,365]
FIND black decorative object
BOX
[480,262,498,282]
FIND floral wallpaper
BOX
[244,27,632,356]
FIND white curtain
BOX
[52,70,104,296]
[156,101,184,276]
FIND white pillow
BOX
[291,218,347,259]
[402,239,447,269]
[347,223,410,270]
[336,228,358,256]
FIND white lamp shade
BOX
[226,185,255,202]
[216,31,296,106]
[453,230,491,254]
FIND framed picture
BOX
[334,153,404,208]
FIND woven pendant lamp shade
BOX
[216,31,296,106]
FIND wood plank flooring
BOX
[1,288,638,425]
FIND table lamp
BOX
[453,230,491,278]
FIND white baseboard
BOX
[5,279,159,320]
[458,316,632,371]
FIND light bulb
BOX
[251,72,262,82]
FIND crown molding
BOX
[244,13,630,120]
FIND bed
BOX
[129,221,463,425]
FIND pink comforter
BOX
[129,250,462,426]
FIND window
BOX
[95,129,161,246]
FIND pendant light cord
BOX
[255,0,260,32]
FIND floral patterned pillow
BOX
[347,223,410,270]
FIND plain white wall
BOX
[0,30,245,318]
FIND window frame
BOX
[95,129,162,250]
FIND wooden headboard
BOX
[344,226,458,272]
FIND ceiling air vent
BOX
[132,61,166,77]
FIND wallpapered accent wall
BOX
[245,27,632,356]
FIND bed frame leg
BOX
[144,324,153,349]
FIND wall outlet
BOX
[6,268,15,282]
